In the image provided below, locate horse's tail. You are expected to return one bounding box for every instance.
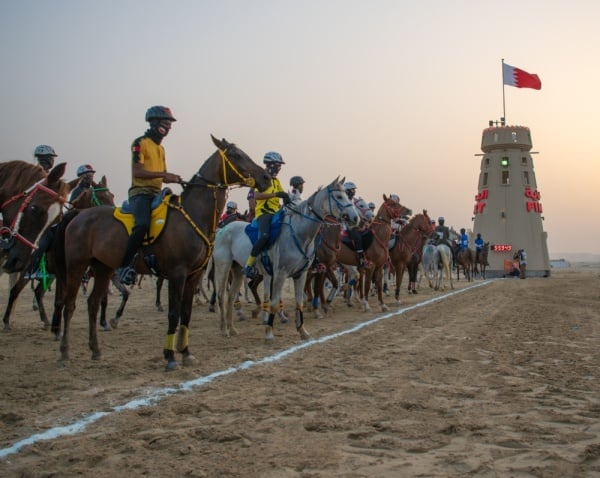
[54,209,80,281]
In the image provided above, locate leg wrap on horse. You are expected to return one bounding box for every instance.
[164,333,176,353]
[176,325,189,353]
[295,307,304,330]
[267,312,276,327]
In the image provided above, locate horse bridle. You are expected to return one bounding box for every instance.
[0,178,67,251]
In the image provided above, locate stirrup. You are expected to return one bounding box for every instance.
[117,267,137,286]
[242,264,259,279]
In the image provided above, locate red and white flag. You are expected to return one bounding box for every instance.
[503,62,542,90]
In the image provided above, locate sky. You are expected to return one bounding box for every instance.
[1,0,598,255]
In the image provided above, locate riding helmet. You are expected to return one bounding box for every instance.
[290,176,305,187]
[145,106,177,122]
[263,151,284,164]
[76,164,96,177]
[34,145,57,157]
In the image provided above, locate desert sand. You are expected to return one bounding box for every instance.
[1,264,600,477]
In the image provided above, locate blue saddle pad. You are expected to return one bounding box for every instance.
[120,188,173,213]
[244,209,285,246]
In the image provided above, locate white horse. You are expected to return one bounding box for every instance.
[213,177,360,341]
[420,242,454,291]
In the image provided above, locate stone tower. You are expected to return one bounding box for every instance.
[472,122,550,277]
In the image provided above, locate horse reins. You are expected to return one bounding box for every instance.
[0,178,67,250]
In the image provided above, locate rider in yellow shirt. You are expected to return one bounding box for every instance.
[242,151,291,278]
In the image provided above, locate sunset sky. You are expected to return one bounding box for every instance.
[1,1,598,255]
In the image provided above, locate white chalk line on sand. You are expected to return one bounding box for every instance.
[0,280,492,459]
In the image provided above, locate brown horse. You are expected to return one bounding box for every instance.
[53,136,271,369]
[456,247,475,281]
[336,195,411,312]
[0,161,69,273]
[473,242,490,279]
[388,211,434,303]
[304,216,342,318]
[2,176,116,332]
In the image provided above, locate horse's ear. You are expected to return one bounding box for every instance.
[48,162,66,182]
[339,176,345,185]
[211,134,225,150]
[100,175,107,187]
[383,193,389,201]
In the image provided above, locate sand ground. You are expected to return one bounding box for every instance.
[1,264,600,477]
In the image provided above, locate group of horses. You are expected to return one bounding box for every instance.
[1,135,489,371]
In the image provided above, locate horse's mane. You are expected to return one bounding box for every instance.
[0,160,46,195]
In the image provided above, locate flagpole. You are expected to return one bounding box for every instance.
[501,58,506,124]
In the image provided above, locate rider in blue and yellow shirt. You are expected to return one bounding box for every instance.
[242,151,291,278]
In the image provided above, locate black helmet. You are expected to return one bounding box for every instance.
[290,176,305,187]
[145,106,177,122]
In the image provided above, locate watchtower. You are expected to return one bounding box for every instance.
[472,121,550,277]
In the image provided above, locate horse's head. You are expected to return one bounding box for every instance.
[71,176,115,209]
[1,162,69,273]
[310,177,360,227]
[205,135,271,192]
[377,194,411,223]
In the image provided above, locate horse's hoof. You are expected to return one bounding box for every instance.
[101,323,111,332]
[3,324,11,332]
[91,352,102,360]
[381,305,389,312]
[299,329,311,340]
[165,360,180,371]
[156,305,164,312]
[109,318,119,330]
[264,328,274,341]
[32,304,38,311]
[182,354,197,366]
[279,316,289,324]
[208,305,215,313]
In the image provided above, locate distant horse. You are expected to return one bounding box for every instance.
[473,242,490,279]
[53,135,271,369]
[388,211,434,302]
[455,247,475,282]
[336,195,411,312]
[2,177,116,332]
[435,243,454,290]
[213,177,359,341]
[0,161,69,273]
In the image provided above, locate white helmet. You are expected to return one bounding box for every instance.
[34,145,57,157]
[343,181,357,191]
[76,164,96,177]
[263,151,284,164]
[226,201,237,209]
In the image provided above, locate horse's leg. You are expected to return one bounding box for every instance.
[316,272,328,317]
[374,266,388,312]
[163,275,186,370]
[293,273,310,340]
[155,276,164,312]
[87,265,112,359]
[250,276,262,318]
[361,269,372,312]
[99,293,109,331]
[214,260,234,337]
[109,274,129,329]
[176,272,202,366]
[325,266,339,305]
[2,275,29,331]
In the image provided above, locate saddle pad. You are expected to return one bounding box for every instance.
[244,209,284,246]
[113,196,170,245]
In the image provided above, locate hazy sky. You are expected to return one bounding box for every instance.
[1,1,598,254]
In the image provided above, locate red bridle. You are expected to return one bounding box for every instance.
[0,178,67,250]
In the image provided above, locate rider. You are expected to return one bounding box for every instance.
[459,228,469,250]
[34,145,58,173]
[69,164,96,203]
[289,176,305,203]
[242,151,291,279]
[218,201,243,228]
[474,232,485,263]
[344,181,371,269]
[435,217,450,244]
[117,105,182,286]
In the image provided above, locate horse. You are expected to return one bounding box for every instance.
[53,135,271,370]
[455,247,475,282]
[435,243,454,290]
[212,177,360,341]
[2,176,117,332]
[0,161,69,273]
[304,216,342,319]
[335,195,411,312]
[388,211,434,303]
[473,242,490,279]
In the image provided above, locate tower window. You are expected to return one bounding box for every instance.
[523,171,530,185]
[484,157,490,166]
[502,171,510,185]
[482,172,488,186]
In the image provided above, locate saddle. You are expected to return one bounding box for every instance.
[113,190,172,245]
[341,228,374,251]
